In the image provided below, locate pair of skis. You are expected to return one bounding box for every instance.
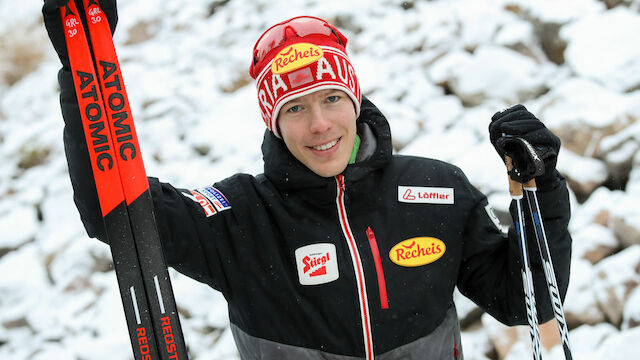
[503,137,572,360]
[60,1,188,359]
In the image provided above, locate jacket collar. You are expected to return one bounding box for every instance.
[261,96,392,192]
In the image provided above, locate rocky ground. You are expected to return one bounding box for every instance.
[1,0,640,359]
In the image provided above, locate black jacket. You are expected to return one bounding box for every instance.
[59,63,571,359]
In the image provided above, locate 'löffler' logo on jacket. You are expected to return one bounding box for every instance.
[398,186,454,204]
[389,237,446,267]
[295,243,339,285]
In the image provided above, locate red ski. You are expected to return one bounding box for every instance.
[61,1,188,359]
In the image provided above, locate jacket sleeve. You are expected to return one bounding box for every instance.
[456,173,572,326]
[147,178,235,294]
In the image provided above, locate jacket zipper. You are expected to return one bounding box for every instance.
[335,175,374,360]
[365,227,389,309]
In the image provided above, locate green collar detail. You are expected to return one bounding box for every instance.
[349,134,361,164]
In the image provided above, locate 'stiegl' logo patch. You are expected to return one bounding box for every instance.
[295,243,339,285]
[389,237,446,267]
[272,43,323,74]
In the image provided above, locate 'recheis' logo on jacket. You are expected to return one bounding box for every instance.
[295,243,339,285]
[389,237,446,267]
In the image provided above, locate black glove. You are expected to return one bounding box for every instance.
[43,0,118,69]
[42,0,118,244]
[489,104,561,189]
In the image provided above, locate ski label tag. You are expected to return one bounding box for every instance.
[398,186,454,204]
[295,243,339,286]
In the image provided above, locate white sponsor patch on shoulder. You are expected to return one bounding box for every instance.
[398,186,454,204]
[295,243,339,286]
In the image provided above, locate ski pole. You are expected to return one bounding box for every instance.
[501,135,573,359]
[523,179,573,360]
[506,156,543,360]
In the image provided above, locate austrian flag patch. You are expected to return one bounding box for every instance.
[196,186,231,212]
[182,186,231,217]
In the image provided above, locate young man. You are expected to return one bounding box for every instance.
[44,2,571,359]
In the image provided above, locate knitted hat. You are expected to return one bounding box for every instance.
[249,16,362,138]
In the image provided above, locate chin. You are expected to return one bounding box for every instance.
[316,164,349,178]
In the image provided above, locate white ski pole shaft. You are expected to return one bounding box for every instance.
[506,157,542,360]
[523,182,573,360]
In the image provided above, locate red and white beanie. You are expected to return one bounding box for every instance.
[249,17,362,138]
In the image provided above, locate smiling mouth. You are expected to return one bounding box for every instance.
[310,137,340,151]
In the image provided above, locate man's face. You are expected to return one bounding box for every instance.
[277,89,357,178]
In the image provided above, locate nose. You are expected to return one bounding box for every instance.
[308,106,331,133]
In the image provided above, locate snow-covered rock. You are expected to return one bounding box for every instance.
[591,246,640,326]
[556,149,608,199]
[561,7,640,92]
[571,223,618,264]
[532,78,633,156]
[564,258,606,327]
[2,0,640,358]
[429,45,551,106]
[563,323,617,360]
[0,205,38,250]
[622,285,640,329]
[592,326,640,360]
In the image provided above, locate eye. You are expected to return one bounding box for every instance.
[287,105,301,113]
[327,95,340,103]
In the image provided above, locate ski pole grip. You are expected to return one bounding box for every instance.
[505,156,523,198]
[523,178,537,190]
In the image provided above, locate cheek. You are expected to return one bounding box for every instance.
[337,100,357,125]
[279,121,303,150]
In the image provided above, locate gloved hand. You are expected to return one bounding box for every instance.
[489,104,561,189]
[43,0,118,69]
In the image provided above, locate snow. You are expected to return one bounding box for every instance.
[432,45,551,105]
[562,322,617,359]
[531,77,633,130]
[570,223,617,262]
[593,326,640,359]
[509,0,605,23]
[563,258,606,326]
[0,205,38,248]
[561,8,640,92]
[2,0,640,359]
[556,149,609,193]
